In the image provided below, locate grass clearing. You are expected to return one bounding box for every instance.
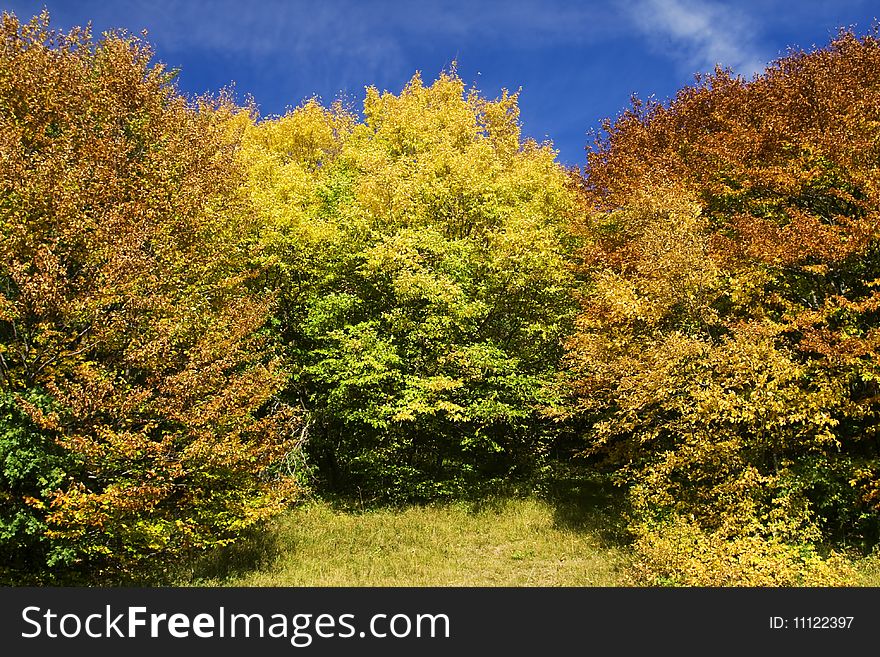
[185,485,633,586]
[180,476,880,587]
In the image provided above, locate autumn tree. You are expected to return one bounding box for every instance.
[0,13,300,583]
[569,29,880,583]
[242,72,579,501]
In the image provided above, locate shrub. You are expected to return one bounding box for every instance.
[628,517,854,587]
[568,29,880,561]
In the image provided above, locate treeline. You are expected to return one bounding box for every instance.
[1,12,879,585]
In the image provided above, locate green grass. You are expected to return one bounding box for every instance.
[184,492,633,587]
[179,474,880,587]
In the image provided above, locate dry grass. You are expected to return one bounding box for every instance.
[852,550,880,586]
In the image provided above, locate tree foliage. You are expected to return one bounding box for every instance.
[242,72,579,501]
[7,7,879,587]
[568,29,880,567]
[0,13,299,583]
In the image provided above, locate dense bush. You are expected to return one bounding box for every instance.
[627,516,854,587]
[0,13,300,583]
[567,29,880,577]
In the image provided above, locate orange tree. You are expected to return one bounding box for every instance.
[568,29,880,579]
[0,13,299,583]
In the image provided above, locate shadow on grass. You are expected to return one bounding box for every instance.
[316,466,634,546]
[180,525,282,585]
[540,470,632,546]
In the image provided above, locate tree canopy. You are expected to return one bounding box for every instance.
[241,71,579,501]
[0,12,300,583]
[567,28,880,584]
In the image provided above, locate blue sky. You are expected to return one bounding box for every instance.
[4,1,878,166]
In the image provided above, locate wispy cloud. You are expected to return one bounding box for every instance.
[626,0,768,76]
[18,1,625,63]
[7,0,633,105]
[4,0,630,99]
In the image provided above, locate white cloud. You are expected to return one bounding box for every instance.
[627,0,768,76]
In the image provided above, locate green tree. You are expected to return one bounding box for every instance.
[243,72,579,501]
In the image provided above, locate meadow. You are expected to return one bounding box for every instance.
[185,482,880,587]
